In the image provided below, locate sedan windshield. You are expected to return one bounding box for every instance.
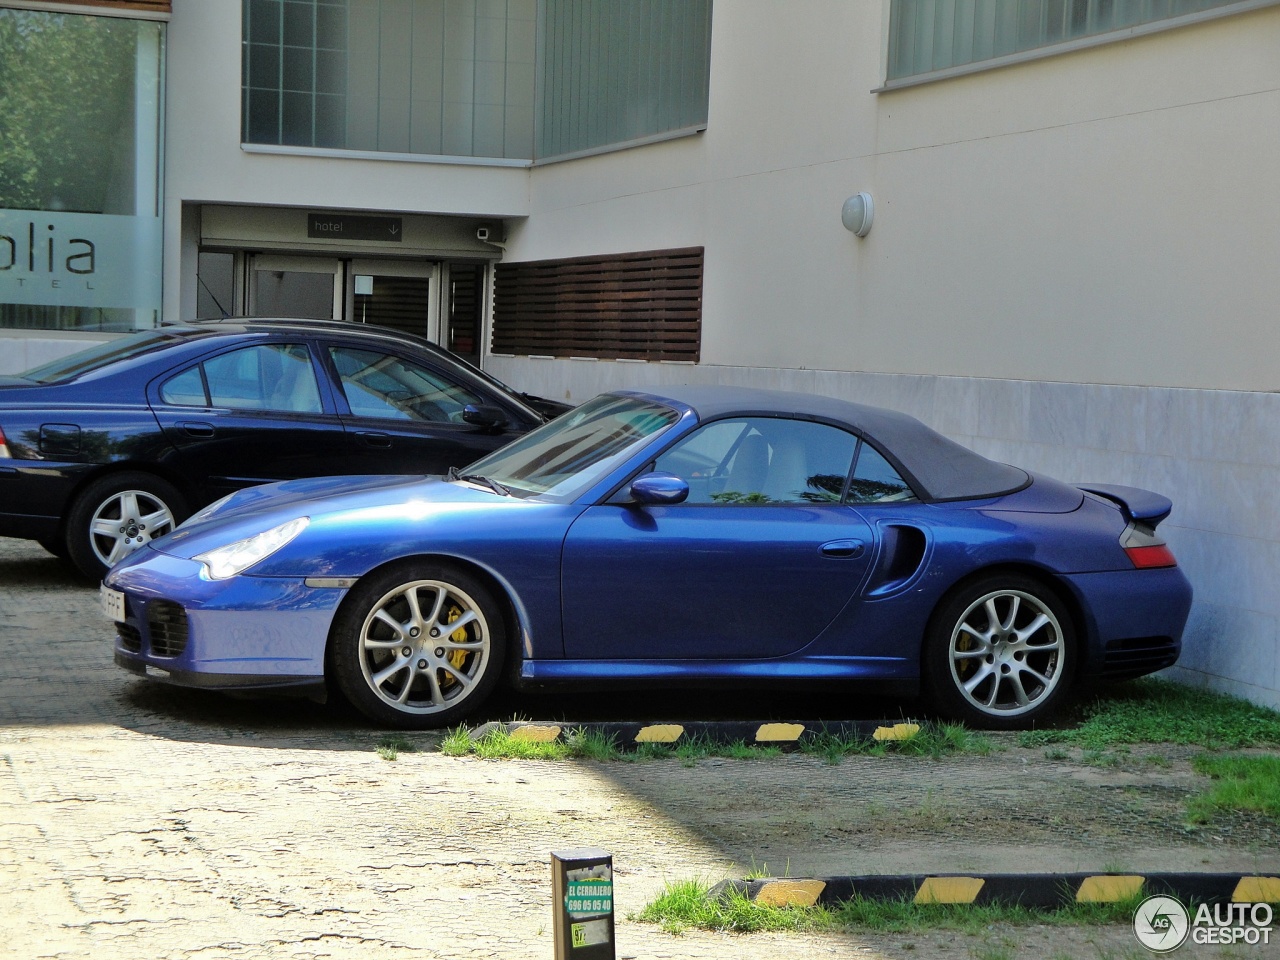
[460,394,679,500]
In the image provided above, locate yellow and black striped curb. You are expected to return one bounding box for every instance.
[709,874,1280,909]
[468,719,922,746]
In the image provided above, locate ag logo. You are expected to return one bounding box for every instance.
[1133,895,1190,952]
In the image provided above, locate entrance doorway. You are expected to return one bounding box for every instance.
[248,255,343,319]
[199,254,486,365]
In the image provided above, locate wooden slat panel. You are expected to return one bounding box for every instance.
[41,0,171,13]
[493,247,702,362]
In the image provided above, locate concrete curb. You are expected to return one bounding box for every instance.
[709,874,1280,909]
[469,719,922,746]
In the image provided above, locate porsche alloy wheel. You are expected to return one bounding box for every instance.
[330,564,506,728]
[65,472,185,582]
[925,575,1075,729]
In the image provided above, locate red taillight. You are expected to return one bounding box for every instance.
[0,424,8,457]
[1125,544,1177,569]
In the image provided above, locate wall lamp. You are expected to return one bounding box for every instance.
[841,192,874,237]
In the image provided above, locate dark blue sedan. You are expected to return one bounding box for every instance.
[103,386,1193,729]
[0,318,564,580]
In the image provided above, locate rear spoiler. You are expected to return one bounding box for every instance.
[1076,483,1172,527]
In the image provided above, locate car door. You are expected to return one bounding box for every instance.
[322,341,518,475]
[561,417,876,660]
[149,340,354,501]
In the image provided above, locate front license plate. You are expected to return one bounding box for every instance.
[100,585,126,622]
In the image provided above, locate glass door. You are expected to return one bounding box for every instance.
[347,259,438,340]
[248,255,344,319]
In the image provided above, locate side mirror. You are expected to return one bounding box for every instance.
[629,472,689,506]
[462,403,508,430]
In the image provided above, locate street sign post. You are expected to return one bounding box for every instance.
[551,849,615,960]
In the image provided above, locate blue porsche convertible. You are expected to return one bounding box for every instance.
[103,386,1192,730]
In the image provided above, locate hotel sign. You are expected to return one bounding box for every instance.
[0,209,162,310]
[306,213,403,242]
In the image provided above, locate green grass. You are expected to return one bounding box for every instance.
[636,878,1142,936]
[1017,679,1280,751]
[1187,753,1280,823]
[375,735,416,761]
[436,720,992,762]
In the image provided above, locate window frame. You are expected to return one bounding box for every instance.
[322,342,489,426]
[878,0,1280,92]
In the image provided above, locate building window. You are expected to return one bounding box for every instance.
[536,0,712,161]
[887,0,1270,83]
[243,0,538,157]
[0,8,165,331]
[241,0,712,162]
[491,248,703,362]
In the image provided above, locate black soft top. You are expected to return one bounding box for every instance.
[623,385,1029,502]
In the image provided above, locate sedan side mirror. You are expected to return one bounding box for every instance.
[629,472,689,505]
[462,403,508,430]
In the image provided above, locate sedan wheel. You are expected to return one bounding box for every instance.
[329,564,506,728]
[65,472,185,581]
[924,575,1074,729]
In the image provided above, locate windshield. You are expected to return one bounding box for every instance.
[20,330,187,384]
[461,394,679,501]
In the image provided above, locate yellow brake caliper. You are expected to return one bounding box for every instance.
[955,631,975,679]
[439,603,470,687]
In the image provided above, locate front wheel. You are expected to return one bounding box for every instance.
[328,563,506,729]
[64,472,186,581]
[923,575,1075,730]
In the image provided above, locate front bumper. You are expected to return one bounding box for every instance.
[105,546,347,690]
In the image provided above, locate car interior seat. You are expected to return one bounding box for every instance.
[723,433,770,498]
[761,433,808,502]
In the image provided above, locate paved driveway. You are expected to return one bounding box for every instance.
[0,539,1270,959]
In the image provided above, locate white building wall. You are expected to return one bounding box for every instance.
[487,1,1280,708]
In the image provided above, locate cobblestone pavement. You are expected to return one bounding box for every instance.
[1,539,1273,959]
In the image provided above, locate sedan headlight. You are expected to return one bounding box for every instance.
[195,517,309,580]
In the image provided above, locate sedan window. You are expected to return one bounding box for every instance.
[160,344,322,413]
[655,418,858,505]
[329,346,483,423]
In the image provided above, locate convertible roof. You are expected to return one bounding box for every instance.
[621,385,1028,502]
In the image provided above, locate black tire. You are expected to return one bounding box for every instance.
[922,574,1075,730]
[328,562,506,729]
[38,537,69,560]
[64,472,187,582]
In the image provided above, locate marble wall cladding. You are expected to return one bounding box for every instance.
[489,356,1280,708]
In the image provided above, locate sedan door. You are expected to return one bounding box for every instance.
[561,417,876,660]
[149,341,354,501]
[322,342,521,475]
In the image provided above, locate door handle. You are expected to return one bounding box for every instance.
[357,431,391,448]
[821,539,864,558]
[177,421,215,438]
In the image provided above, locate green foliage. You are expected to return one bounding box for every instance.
[1187,753,1280,823]
[0,11,148,211]
[1017,679,1280,750]
[375,735,416,761]
[799,722,992,762]
[436,720,994,762]
[636,878,1141,935]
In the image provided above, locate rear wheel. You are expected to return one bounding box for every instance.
[328,562,506,729]
[923,574,1075,730]
[64,472,186,581]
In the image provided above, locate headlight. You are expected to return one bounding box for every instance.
[195,517,309,580]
